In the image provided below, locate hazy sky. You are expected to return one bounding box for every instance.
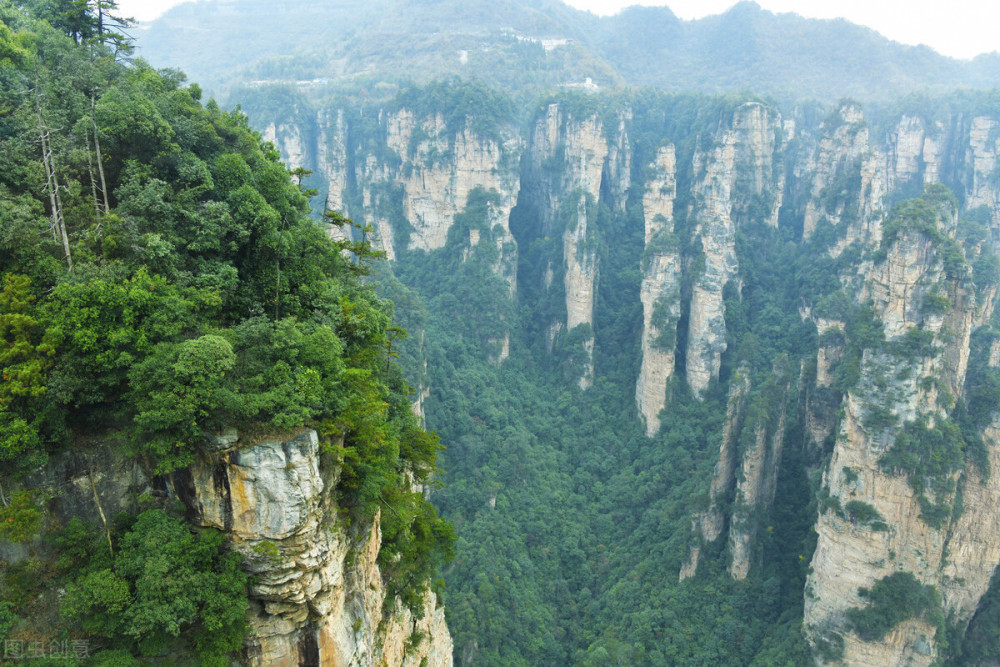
[119,0,998,60]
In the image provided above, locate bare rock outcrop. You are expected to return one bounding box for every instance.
[528,103,631,389]
[680,371,751,580]
[685,103,782,395]
[180,430,452,667]
[636,144,680,434]
[801,103,886,254]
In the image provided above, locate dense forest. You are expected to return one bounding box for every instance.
[0,2,452,664]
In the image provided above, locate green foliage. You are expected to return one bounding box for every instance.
[974,249,1000,289]
[391,78,516,145]
[0,274,54,477]
[128,334,236,472]
[364,85,825,665]
[251,540,281,563]
[921,292,952,315]
[0,490,41,543]
[958,329,1000,477]
[889,327,938,359]
[878,186,968,281]
[15,14,998,661]
[0,600,16,642]
[650,292,679,351]
[847,572,942,641]
[880,416,965,497]
[950,567,1000,664]
[830,302,884,392]
[59,509,249,661]
[917,495,952,530]
[843,500,888,531]
[819,158,862,223]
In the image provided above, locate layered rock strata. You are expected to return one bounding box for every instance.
[804,212,988,664]
[685,103,783,395]
[179,430,452,667]
[636,144,680,434]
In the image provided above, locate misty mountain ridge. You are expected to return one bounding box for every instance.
[135,0,1000,103]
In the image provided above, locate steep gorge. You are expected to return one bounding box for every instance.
[248,86,1000,664]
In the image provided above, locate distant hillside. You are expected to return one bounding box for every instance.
[135,0,1000,103]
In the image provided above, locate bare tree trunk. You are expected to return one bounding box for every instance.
[88,468,114,556]
[35,74,72,270]
[91,93,110,214]
[84,128,102,230]
[37,114,58,243]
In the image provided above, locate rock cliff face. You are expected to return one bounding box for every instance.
[680,372,750,581]
[382,111,521,257]
[636,144,680,434]
[685,103,783,395]
[525,103,630,388]
[266,108,521,280]
[886,115,943,192]
[801,103,886,252]
[728,371,790,580]
[789,105,1000,664]
[176,430,452,667]
[967,115,1000,211]
[803,210,988,663]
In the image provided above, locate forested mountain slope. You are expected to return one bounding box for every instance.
[0,3,453,665]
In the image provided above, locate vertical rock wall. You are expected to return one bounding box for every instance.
[636,144,680,434]
[680,371,750,580]
[728,374,790,580]
[801,102,886,253]
[258,95,1000,664]
[804,210,985,664]
[685,103,782,395]
[527,103,630,389]
[180,430,453,667]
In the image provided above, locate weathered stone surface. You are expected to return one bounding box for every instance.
[527,103,630,389]
[386,112,522,256]
[184,430,452,667]
[636,144,680,435]
[805,219,985,664]
[686,103,782,395]
[0,443,152,565]
[729,379,789,580]
[967,116,1000,211]
[802,103,886,254]
[680,372,750,580]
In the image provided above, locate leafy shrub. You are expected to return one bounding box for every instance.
[844,500,888,531]
[0,490,40,543]
[921,293,951,315]
[60,510,249,661]
[847,572,941,641]
[880,416,965,496]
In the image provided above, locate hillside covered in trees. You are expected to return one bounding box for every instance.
[0,2,453,664]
